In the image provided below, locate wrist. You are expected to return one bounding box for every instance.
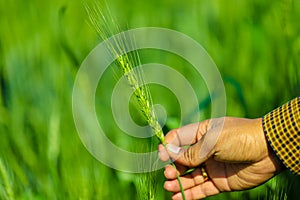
[262,97,300,175]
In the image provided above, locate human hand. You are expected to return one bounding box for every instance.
[158,117,284,200]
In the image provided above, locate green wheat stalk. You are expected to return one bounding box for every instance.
[85,2,186,200]
[85,3,164,143]
[135,138,160,200]
[0,158,14,200]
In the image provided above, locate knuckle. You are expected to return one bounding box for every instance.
[183,147,198,166]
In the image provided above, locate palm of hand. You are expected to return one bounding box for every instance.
[166,154,281,200]
[205,154,280,192]
[162,118,284,200]
[203,118,283,191]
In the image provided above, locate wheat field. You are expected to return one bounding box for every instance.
[0,0,299,199]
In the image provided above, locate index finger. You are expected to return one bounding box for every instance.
[165,120,209,147]
[158,120,210,162]
[158,123,199,162]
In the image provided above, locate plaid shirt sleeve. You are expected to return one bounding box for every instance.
[262,97,300,175]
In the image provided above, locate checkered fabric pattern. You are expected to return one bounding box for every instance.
[262,97,300,175]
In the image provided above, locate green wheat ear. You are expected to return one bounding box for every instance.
[85,2,165,145]
[85,2,185,200]
[117,56,165,144]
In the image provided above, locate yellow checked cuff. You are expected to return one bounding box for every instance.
[262,97,300,175]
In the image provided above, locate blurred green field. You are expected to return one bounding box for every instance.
[0,0,300,199]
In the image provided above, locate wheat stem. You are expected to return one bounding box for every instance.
[172,163,186,200]
[0,159,14,200]
[85,2,185,199]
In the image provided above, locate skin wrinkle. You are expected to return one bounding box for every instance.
[164,166,211,193]
[162,117,285,199]
[227,164,247,190]
[235,172,247,190]
[207,159,231,192]
[199,118,224,161]
[230,159,272,190]
[214,118,268,163]
[238,167,263,189]
[193,169,201,188]
[184,145,197,166]
[223,162,230,191]
[202,181,219,198]
[240,170,255,189]
[195,120,208,141]
[187,185,201,200]
[240,133,251,162]
[239,126,251,161]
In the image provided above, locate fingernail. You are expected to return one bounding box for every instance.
[167,144,181,154]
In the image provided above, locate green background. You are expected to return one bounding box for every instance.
[0,0,299,199]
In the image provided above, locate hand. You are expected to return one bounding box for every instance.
[158,117,284,200]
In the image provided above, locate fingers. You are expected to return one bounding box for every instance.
[167,142,206,167]
[159,136,208,166]
[171,181,220,200]
[164,122,208,146]
[162,118,224,167]
[159,121,210,162]
[164,164,188,179]
[164,161,220,200]
[158,143,169,161]
[164,168,206,192]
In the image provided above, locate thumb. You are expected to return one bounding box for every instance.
[166,118,223,167]
[166,142,210,167]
